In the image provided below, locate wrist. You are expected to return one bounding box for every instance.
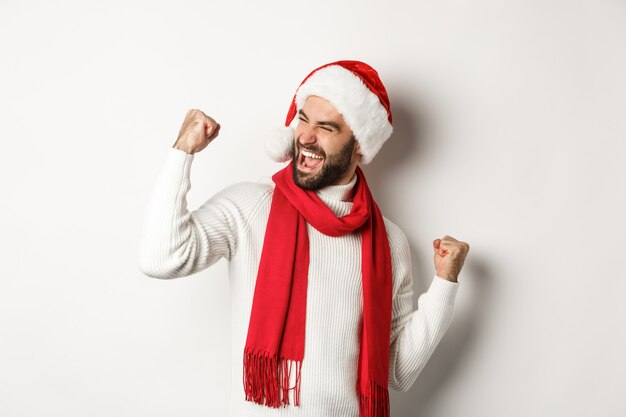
[437,273,458,283]
[172,143,195,154]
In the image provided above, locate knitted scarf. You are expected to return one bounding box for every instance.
[243,162,392,417]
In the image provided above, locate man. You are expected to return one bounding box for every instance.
[138,60,470,417]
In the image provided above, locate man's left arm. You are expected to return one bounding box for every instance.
[386,224,469,392]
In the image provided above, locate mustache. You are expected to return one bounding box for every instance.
[296,141,326,158]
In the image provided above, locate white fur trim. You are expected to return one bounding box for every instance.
[294,65,393,164]
[265,126,294,162]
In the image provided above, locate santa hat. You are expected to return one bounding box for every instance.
[266,60,393,165]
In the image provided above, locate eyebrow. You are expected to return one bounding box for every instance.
[298,109,342,131]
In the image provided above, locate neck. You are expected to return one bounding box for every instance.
[317,173,358,203]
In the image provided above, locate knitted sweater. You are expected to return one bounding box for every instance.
[137,147,460,417]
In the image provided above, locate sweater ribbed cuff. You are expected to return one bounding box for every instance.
[429,274,460,307]
[163,147,194,183]
[169,146,195,160]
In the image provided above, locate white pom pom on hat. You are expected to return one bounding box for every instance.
[264,126,295,163]
[265,60,393,165]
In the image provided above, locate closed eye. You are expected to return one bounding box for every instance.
[298,114,337,133]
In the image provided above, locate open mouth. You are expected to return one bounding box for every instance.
[297,148,325,173]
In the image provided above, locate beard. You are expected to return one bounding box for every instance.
[292,135,356,190]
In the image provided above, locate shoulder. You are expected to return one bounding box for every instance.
[204,180,274,206]
[195,180,275,227]
[217,180,274,199]
[383,216,410,257]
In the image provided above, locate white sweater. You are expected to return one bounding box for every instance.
[138,147,460,417]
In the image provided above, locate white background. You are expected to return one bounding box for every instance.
[1,1,625,416]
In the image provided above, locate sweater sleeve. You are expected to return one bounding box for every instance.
[137,147,272,279]
[385,223,460,392]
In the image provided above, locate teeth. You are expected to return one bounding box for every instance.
[302,150,324,159]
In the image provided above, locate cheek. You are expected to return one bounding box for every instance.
[322,143,338,156]
[327,135,352,155]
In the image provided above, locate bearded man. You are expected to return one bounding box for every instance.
[138,60,470,417]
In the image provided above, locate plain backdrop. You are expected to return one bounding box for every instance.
[1,1,625,416]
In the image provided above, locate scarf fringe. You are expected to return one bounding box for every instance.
[243,348,302,408]
[358,379,390,417]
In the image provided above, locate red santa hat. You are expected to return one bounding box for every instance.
[266,60,393,165]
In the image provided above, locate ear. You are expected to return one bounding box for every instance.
[354,141,363,156]
[352,140,363,164]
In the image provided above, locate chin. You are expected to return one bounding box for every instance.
[294,173,322,190]
[293,166,325,190]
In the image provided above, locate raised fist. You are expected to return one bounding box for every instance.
[173,109,220,154]
[433,235,470,282]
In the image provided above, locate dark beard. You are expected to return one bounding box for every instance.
[292,136,356,190]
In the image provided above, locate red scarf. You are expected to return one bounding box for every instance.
[243,162,392,417]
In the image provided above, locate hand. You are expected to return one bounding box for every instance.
[173,109,221,154]
[433,235,470,282]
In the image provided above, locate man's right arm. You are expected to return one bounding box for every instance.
[137,109,233,279]
[137,146,232,278]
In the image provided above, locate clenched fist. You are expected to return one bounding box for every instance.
[433,235,470,282]
[173,109,221,154]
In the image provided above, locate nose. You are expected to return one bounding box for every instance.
[298,123,318,146]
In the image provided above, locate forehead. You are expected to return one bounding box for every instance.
[301,95,346,124]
